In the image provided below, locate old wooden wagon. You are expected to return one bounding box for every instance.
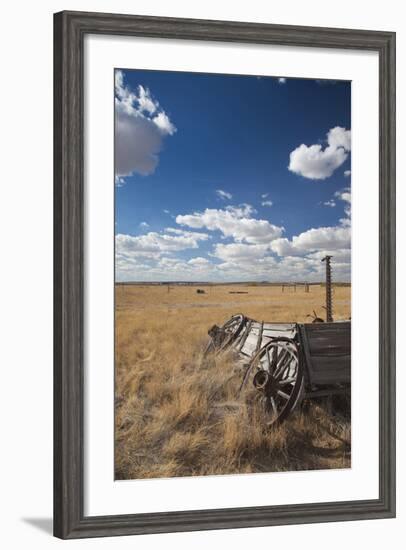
[205,314,350,424]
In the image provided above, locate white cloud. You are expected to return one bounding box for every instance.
[115,176,126,187]
[294,226,350,250]
[288,126,351,180]
[115,70,176,178]
[334,188,351,226]
[115,236,351,282]
[271,225,350,257]
[116,252,217,282]
[307,249,351,263]
[335,189,351,204]
[176,205,283,244]
[216,189,233,201]
[137,85,157,115]
[327,126,351,151]
[214,252,349,283]
[213,242,270,262]
[115,229,209,260]
[262,200,273,207]
[270,238,296,257]
[271,189,351,256]
[323,200,336,207]
[278,78,287,84]
[344,170,351,177]
[261,193,269,199]
[225,204,256,217]
[139,222,149,228]
[153,111,176,135]
[115,109,162,176]
[188,257,211,267]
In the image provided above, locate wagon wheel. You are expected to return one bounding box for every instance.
[239,338,304,425]
[203,314,246,356]
[217,314,246,352]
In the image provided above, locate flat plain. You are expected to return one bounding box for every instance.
[115,283,351,480]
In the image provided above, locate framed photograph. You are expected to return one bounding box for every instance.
[54,10,396,539]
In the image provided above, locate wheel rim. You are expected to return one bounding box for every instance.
[218,314,246,351]
[240,338,304,424]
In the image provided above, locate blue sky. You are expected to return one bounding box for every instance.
[115,69,351,282]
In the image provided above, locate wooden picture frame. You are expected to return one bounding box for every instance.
[54,10,396,539]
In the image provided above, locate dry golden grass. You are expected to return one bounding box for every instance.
[115,283,351,480]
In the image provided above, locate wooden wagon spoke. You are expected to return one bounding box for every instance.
[277,389,291,400]
[270,396,278,416]
[278,360,296,382]
[270,346,279,373]
[274,349,294,379]
[273,353,289,378]
[212,313,246,353]
[280,367,292,381]
[266,347,272,370]
[279,377,296,386]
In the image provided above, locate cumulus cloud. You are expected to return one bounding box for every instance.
[115,70,176,178]
[334,188,351,226]
[288,126,351,180]
[271,225,350,257]
[335,189,351,204]
[262,200,273,207]
[307,248,351,263]
[214,252,349,283]
[213,242,270,262]
[293,226,350,250]
[328,126,351,151]
[176,204,283,244]
[116,237,350,283]
[188,257,211,267]
[139,222,149,228]
[216,189,232,200]
[270,238,296,257]
[323,200,336,207]
[344,170,351,177]
[153,112,176,135]
[115,229,209,260]
[116,188,351,282]
[278,78,287,84]
[116,249,219,282]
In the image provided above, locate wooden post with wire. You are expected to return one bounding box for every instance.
[321,255,333,322]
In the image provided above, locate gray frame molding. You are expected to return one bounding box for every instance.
[54,10,396,539]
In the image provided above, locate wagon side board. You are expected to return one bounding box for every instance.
[298,322,351,386]
[233,321,297,358]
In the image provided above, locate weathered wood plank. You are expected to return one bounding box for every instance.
[298,322,351,385]
[237,320,253,351]
[255,321,264,353]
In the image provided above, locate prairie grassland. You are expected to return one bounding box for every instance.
[115,283,351,480]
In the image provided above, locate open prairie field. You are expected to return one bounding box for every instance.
[115,283,351,480]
